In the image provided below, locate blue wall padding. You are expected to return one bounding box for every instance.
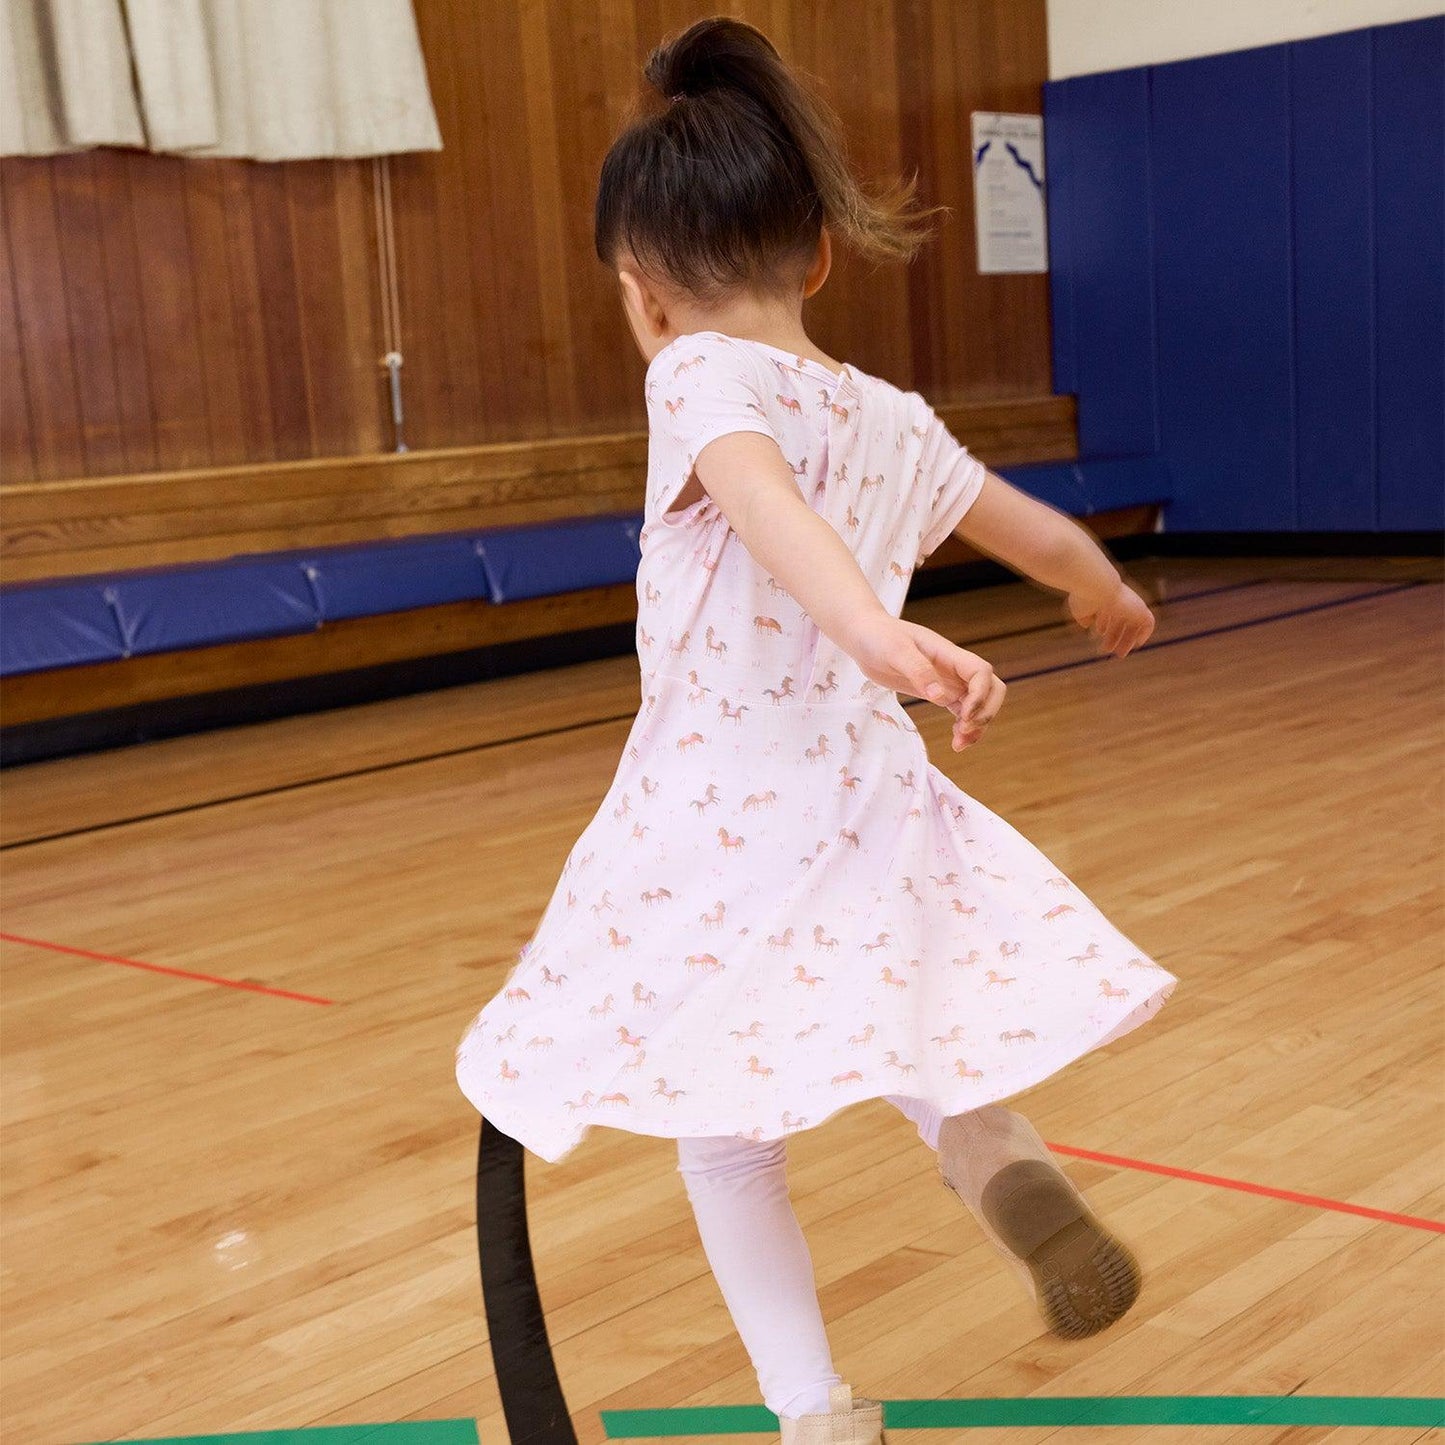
[1150,44,1296,531]
[1068,68,1158,458]
[1373,18,1445,530]
[1292,30,1376,531]
[474,513,643,603]
[1043,79,1077,396]
[0,578,127,675]
[1043,17,1444,532]
[1001,460,1170,517]
[106,558,320,656]
[1000,463,1091,514]
[1076,457,1173,514]
[296,533,492,622]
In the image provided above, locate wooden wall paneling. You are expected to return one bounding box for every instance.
[550,0,640,434]
[0,182,35,482]
[470,0,556,440]
[331,160,388,457]
[50,154,129,476]
[124,152,214,469]
[596,0,644,165]
[437,0,503,443]
[592,0,650,432]
[517,0,580,434]
[781,5,882,383]
[958,0,1053,395]
[892,0,945,394]
[285,161,366,458]
[246,162,317,461]
[94,152,161,474]
[408,4,484,447]
[386,5,441,447]
[286,162,339,455]
[3,159,84,480]
[215,162,279,463]
[928,0,973,395]
[0,1,1063,496]
[386,148,450,450]
[182,158,251,467]
[791,1,913,390]
[847,0,915,389]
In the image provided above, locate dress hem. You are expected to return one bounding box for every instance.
[459,977,1176,1166]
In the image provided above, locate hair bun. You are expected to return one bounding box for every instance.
[643,15,782,103]
[598,15,939,294]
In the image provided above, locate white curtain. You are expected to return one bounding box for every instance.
[1,0,145,156]
[0,0,442,159]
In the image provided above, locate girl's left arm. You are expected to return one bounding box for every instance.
[693,431,1002,739]
[951,471,1156,656]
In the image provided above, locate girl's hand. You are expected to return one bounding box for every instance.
[848,614,1006,750]
[1066,579,1156,657]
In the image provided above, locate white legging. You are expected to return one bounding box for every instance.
[676,1094,951,1420]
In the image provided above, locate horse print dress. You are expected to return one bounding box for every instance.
[455,330,1176,1164]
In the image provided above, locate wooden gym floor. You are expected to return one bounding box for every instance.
[2,554,1441,1445]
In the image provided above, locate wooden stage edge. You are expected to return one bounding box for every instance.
[0,396,1077,582]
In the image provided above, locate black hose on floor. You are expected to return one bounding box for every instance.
[476,1116,578,1444]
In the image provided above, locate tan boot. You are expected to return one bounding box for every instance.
[777,1381,887,1445]
[936,1106,1140,1339]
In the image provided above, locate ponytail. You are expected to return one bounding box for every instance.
[596,17,940,298]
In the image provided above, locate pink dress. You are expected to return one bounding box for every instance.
[455,330,1176,1164]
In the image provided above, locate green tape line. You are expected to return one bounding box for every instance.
[87,1422,480,1445]
[600,1395,1445,1434]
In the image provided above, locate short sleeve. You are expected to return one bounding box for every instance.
[645,334,782,515]
[915,404,987,559]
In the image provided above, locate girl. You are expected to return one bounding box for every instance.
[455,17,1176,1442]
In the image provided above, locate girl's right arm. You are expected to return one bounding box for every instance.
[950,471,1156,657]
[693,429,1007,750]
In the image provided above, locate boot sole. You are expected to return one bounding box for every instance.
[978,1160,1141,1339]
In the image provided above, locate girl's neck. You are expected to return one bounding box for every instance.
[669,294,840,374]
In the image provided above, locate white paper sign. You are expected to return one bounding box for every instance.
[971,113,1048,274]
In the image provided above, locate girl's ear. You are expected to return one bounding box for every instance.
[802,228,832,299]
[618,267,669,340]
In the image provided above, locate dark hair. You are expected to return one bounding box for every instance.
[595,16,939,300]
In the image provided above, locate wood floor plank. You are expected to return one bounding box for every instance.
[0,558,1439,1444]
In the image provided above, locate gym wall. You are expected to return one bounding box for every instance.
[0,1,1057,496]
[1046,0,1444,79]
[1044,15,1444,532]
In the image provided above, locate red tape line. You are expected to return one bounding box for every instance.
[1049,1141,1444,1234]
[0,930,333,1006]
[2,931,1436,1229]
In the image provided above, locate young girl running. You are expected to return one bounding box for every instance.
[456,17,1176,1441]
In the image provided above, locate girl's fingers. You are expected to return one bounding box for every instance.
[960,666,990,723]
[981,675,1006,723]
[953,675,1003,741]
[903,641,941,701]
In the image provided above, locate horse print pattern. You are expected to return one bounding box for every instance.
[455,332,1176,1163]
